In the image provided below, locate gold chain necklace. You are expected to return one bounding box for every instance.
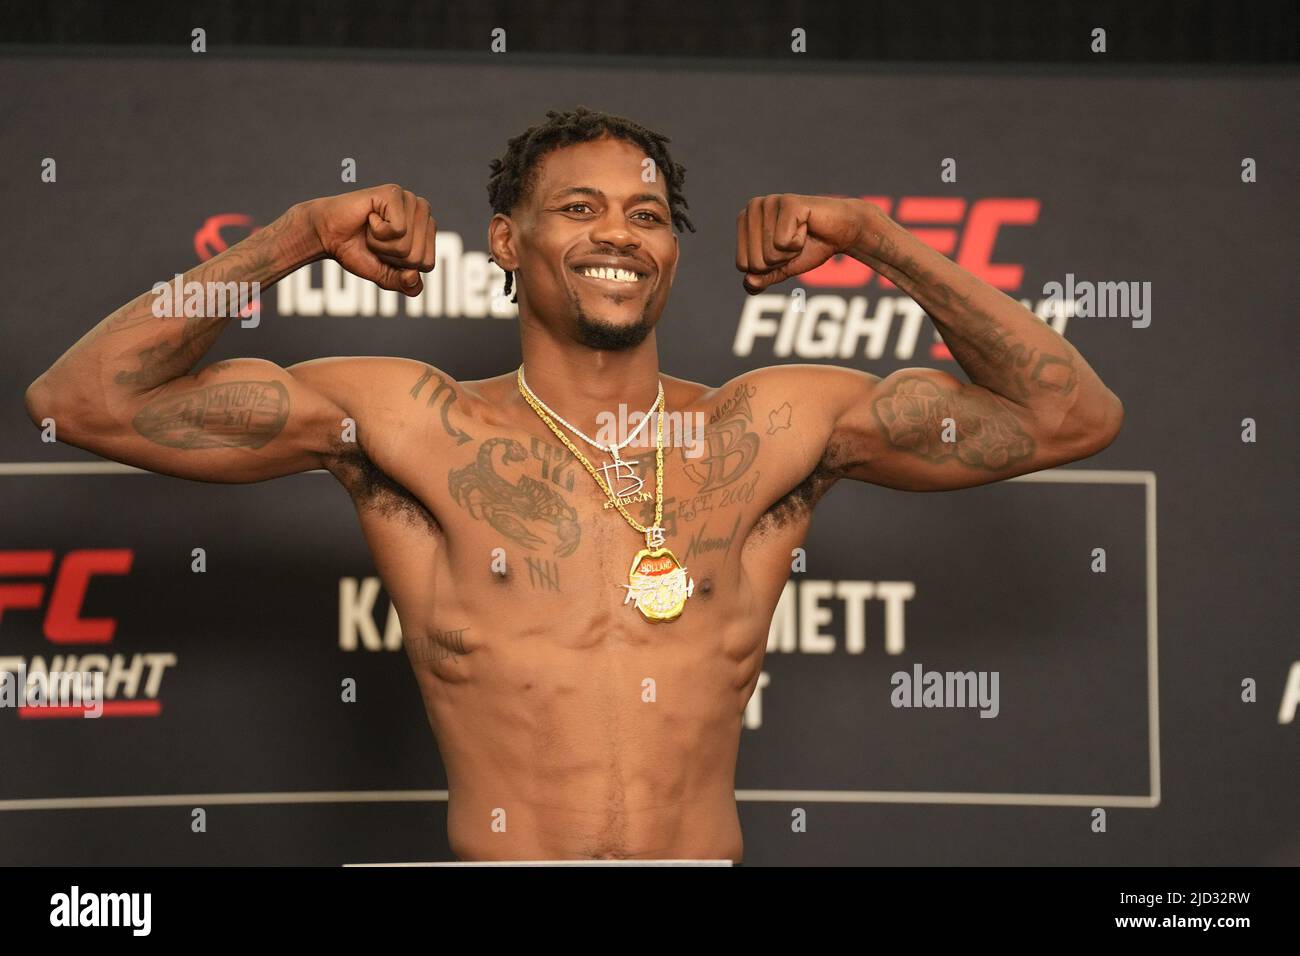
[515,366,694,622]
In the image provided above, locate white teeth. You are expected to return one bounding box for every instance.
[579,266,641,283]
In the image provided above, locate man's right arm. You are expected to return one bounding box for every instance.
[24,185,437,483]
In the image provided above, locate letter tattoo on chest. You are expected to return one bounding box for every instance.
[686,383,760,493]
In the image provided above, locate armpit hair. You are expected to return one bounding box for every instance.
[328,447,441,535]
[751,440,850,535]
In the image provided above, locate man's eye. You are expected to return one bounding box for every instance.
[561,204,661,222]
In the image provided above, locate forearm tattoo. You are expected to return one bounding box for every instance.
[108,215,291,390]
[867,231,1079,404]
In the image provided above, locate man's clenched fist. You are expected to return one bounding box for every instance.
[304,184,437,296]
[735,194,871,294]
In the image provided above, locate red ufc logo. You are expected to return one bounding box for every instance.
[195,213,261,320]
[803,196,1041,291]
[194,213,255,261]
[0,549,133,642]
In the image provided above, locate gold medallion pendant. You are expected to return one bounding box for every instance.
[623,547,695,622]
[517,365,694,622]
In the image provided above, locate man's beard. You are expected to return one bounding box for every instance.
[573,298,655,351]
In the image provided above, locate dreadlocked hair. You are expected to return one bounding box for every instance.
[486,106,695,303]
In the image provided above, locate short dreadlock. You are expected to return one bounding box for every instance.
[486,106,695,303]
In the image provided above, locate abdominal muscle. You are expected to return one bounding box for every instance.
[444,782,745,863]
[403,592,759,864]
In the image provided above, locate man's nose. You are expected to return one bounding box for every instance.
[588,210,640,248]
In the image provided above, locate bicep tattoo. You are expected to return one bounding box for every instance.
[132,380,290,449]
[871,375,1035,471]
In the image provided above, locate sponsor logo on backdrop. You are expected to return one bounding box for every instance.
[276,230,513,319]
[194,213,263,325]
[194,214,514,320]
[0,549,175,719]
[733,196,1075,362]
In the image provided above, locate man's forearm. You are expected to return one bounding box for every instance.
[847,204,1121,427]
[30,202,324,418]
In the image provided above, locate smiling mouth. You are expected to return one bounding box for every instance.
[571,265,649,288]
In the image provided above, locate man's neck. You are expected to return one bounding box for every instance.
[517,330,663,436]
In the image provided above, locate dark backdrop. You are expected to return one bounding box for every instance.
[3,0,1297,63]
[0,4,1296,866]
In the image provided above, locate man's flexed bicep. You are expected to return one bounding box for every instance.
[822,365,1121,492]
[734,194,1124,491]
[24,184,438,483]
[27,357,352,483]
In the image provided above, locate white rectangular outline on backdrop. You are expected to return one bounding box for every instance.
[0,464,1158,811]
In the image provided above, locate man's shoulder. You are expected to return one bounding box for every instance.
[283,356,483,466]
[285,355,496,417]
[691,364,882,416]
[287,355,451,390]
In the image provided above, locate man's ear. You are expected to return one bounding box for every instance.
[488,213,518,271]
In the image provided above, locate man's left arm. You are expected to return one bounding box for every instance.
[736,194,1124,491]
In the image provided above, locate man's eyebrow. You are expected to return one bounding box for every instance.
[549,186,669,210]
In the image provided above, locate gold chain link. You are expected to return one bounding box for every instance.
[515,366,664,535]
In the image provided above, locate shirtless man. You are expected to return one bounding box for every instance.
[25,108,1122,863]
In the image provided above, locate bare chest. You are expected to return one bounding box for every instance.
[427,430,762,626]
[341,448,784,662]
[334,378,835,673]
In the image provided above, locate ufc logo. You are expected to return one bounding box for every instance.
[194,213,255,261]
[803,196,1041,291]
[0,549,133,642]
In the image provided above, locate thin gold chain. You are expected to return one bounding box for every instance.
[518,364,661,458]
[515,366,663,535]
